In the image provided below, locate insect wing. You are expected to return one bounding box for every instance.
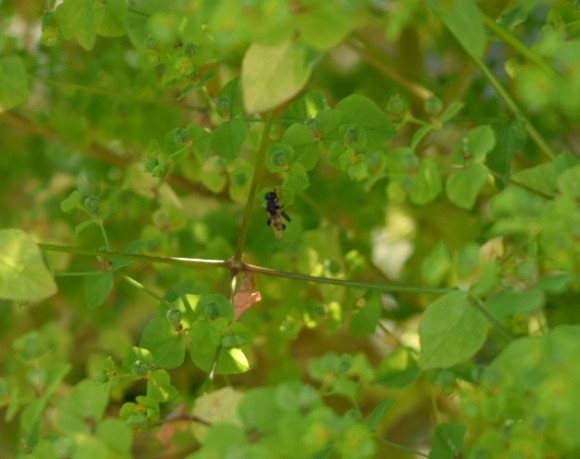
[271,225,285,240]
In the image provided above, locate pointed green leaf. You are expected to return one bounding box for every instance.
[242,39,318,113]
[0,56,30,110]
[55,379,109,434]
[465,125,496,161]
[296,4,354,50]
[557,164,580,198]
[286,162,310,192]
[140,317,186,369]
[63,0,97,50]
[84,272,113,309]
[96,419,132,454]
[210,118,247,160]
[409,158,442,205]
[375,348,420,389]
[425,0,485,58]
[440,101,464,122]
[147,369,179,402]
[60,190,84,213]
[335,95,396,147]
[0,229,57,302]
[429,422,466,459]
[281,123,320,171]
[419,291,487,369]
[486,117,527,187]
[446,162,488,209]
[349,300,381,335]
[266,142,295,173]
[486,288,545,319]
[366,398,394,431]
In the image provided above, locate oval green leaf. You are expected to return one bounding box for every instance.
[0,229,57,302]
[242,39,318,113]
[446,162,488,209]
[0,56,30,111]
[419,291,487,370]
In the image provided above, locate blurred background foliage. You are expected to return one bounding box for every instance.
[1,0,580,458]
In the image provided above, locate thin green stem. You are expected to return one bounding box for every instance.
[481,13,560,78]
[39,243,450,296]
[469,294,513,341]
[242,262,451,295]
[54,271,106,277]
[119,273,173,307]
[347,36,434,102]
[39,242,229,268]
[233,112,274,263]
[471,56,556,160]
[98,222,110,250]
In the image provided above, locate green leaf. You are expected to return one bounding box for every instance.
[0,229,57,302]
[349,300,381,335]
[84,272,113,310]
[95,0,126,37]
[196,293,234,321]
[96,419,132,454]
[242,39,318,113]
[335,95,397,147]
[446,162,488,209]
[147,369,178,403]
[366,398,394,431]
[266,142,295,173]
[486,116,527,187]
[0,56,30,110]
[425,0,485,58]
[238,387,279,433]
[285,162,310,192]
[557,164,580,198]
[281,123,320,171]
[210,118,247,160]
[409,159,442,205]
[439,101,464,122]
[63,0,97,50]
[464,125,496,161]
[296,4,354,50]
[200,156,227,193]
[218,77,244,119]
[429,422,466,459]
[486,288,545,319]
[139,317,186,369]
[55,379,109,434]
[421,241,451,287]
[187,123,211,160]
[419,291,488,370]
[375,348,420,389]
[512,162,557,197]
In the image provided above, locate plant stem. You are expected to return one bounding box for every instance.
[39,242,230,267]
[120,273,172,307]
[481,13,560,78]
[347,36,434,102]
[39,243,450,295]
[469,294,513,341]
[470,55,556,160]
[242,262,451,295]
[233,112,274,263]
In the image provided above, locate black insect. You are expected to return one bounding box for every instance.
[265,190,291,239]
